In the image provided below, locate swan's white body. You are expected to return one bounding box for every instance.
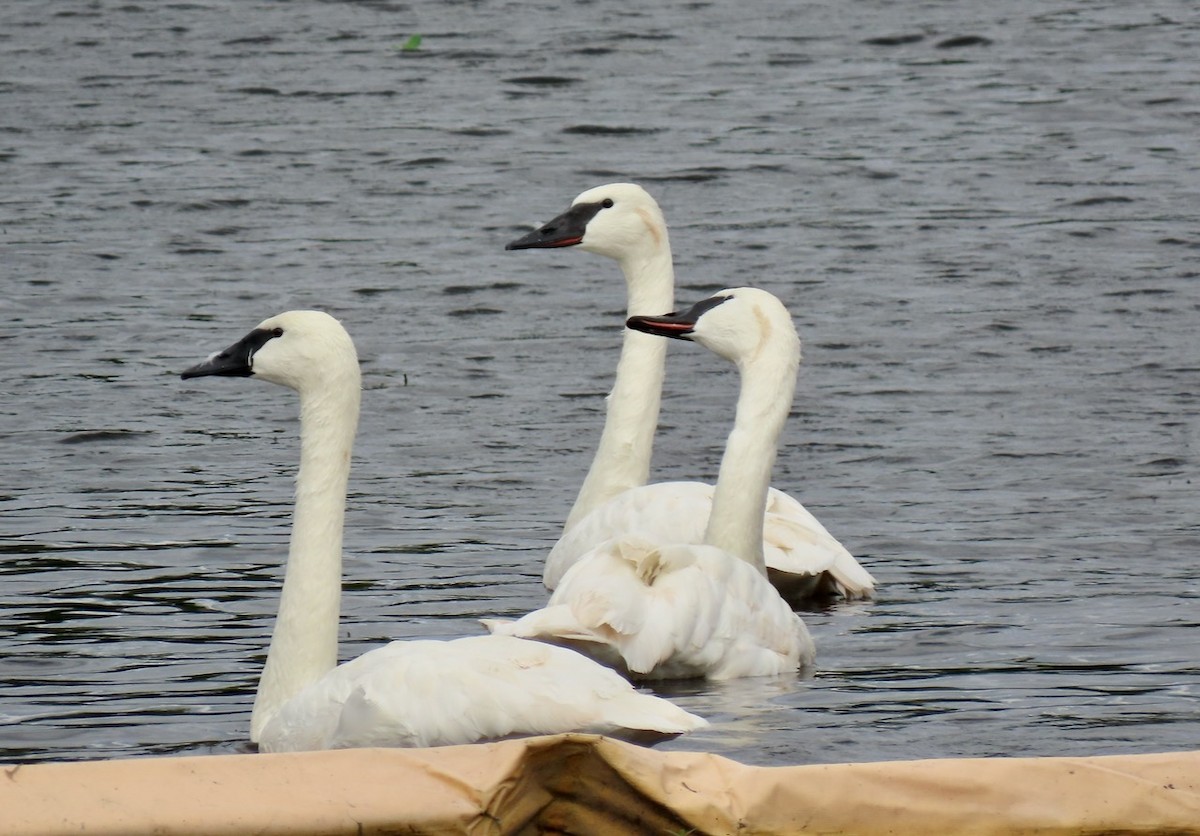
[258,634,703,751]
[509,183,874,603]
[487,289,816,679]
[547,484,876,603]
[182,311,705,752]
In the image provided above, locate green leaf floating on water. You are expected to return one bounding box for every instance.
[400,34,423,52]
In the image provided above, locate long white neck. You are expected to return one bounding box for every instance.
[563,245,675,531]
[250,375,360,742]
[703,339,799,574]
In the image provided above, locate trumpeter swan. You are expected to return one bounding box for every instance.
[486,289,815,679]
[180,310,706,752]
[508,183,875,604]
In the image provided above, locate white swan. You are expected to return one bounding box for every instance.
[180,310,706,752]
[486,288,816,679]
[508,183,875,604]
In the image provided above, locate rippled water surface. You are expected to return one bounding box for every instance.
[2,0,1198,766]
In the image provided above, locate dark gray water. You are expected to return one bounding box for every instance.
[2,0,1197,766]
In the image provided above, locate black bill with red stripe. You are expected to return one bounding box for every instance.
[506,201,607,250]
[625,294,732,340]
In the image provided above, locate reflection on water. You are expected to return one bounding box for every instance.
[2,0,1198,765]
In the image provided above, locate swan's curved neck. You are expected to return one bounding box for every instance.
[563,245,675,531]
[250,375,360,742]
[703,341,799,573]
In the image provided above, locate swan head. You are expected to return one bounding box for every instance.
[180,310,359,394]
[506,183,668,262]
[625,287,799,366]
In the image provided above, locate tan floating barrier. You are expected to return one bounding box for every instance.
[2,734,1198,835]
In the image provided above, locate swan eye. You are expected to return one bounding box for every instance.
[601,198,614,208]
[271,327,284,338]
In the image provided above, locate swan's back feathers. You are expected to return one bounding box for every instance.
[492,535,813,680]
[547,482,876,603]
[259,635,706,752]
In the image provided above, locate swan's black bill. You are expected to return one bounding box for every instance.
[626,295,733,340]
[181,327,278,379]
[506,201,606,250]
